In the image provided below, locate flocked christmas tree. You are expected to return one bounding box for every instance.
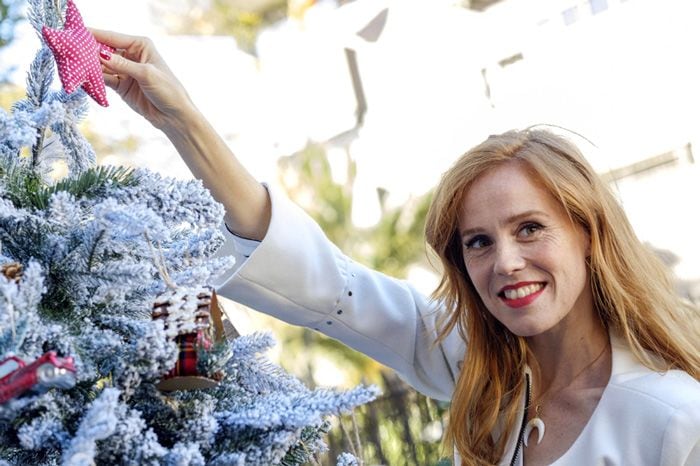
[0,1,377,464]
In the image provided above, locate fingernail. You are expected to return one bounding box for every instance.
[99,49,112,60]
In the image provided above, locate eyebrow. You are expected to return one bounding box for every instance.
[460,210,548,238]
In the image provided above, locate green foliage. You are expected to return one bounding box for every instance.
[0,0,25,83]
[197,339,233,376]
[0,162,44,207]
[0,164,139,320]
[367,188,434,278]
[435,458,453,466]
[1,163,138,210]
[278,143,354,249]
[278,143,433,278]
[277,142,449,465]
[280,421,331,466]
[1,0,24,49]
[36,164,137,208]
[151,0,287,54]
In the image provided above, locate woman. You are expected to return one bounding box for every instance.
[425,133,700,464]
[95,30,700,465]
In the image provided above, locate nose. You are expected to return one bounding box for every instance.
[493,240,526,276]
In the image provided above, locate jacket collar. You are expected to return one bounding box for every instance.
[497,332,644,465]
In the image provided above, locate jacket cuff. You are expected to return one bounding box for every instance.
[223,222,261,259]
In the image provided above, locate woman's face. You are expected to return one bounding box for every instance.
[457,162,593,337]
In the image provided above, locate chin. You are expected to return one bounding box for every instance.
[508,327,542,338]
[501,319,551,338]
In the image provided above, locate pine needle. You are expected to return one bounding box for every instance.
[30,165,138,210]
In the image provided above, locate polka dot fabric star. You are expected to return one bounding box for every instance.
[42,0,114,107]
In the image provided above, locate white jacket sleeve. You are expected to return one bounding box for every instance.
[214,186,465,401]
[661,399,700,465]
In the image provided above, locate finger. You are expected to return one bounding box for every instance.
[100,59,120,76]
[89,28,141,50]
[103,73,120,90]
[99,51,147,83]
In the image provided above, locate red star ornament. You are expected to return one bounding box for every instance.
[42,0,114,107]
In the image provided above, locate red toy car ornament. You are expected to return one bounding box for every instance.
[0,351,77,404]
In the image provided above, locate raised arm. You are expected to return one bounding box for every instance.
[92,29,270,240]
[92,30,464,400]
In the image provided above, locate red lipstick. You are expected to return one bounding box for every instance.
[499,282,545,309]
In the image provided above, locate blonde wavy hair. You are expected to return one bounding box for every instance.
[424,128,700,465]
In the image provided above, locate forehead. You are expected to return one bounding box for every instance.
[459,163,561,227]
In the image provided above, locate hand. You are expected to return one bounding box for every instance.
[92,29,194,130]
[93,30,271,239]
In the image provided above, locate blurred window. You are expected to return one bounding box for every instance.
[562,6,579,25]
[589,0,608,15]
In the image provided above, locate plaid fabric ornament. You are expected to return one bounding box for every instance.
[167,334,200,377]
[153,286,238,391]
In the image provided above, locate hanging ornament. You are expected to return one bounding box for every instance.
[41,0,114,106]
[146,232,239,391]
[1,261,24,346]
[152,286,239,391]
[0,351,77,404]
[1,262,23,282]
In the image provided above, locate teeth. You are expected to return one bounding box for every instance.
[503,283,543,300]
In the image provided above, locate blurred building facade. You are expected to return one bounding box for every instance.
[470,0,700,299]
[4,0,696,296]
[288,0,700,297]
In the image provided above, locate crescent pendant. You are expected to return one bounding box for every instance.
[523,417,545,447]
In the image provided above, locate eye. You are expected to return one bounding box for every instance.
[464,234,492,250]
[518,222,543,238]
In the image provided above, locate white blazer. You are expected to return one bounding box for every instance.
[215,187,700,465]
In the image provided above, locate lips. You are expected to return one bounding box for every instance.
[498,282,546,308]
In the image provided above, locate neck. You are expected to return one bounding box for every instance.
[527,310,609,395]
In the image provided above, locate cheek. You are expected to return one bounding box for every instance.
[523,239,560,269]
[463,256,490,297]
[571,255,591,287]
